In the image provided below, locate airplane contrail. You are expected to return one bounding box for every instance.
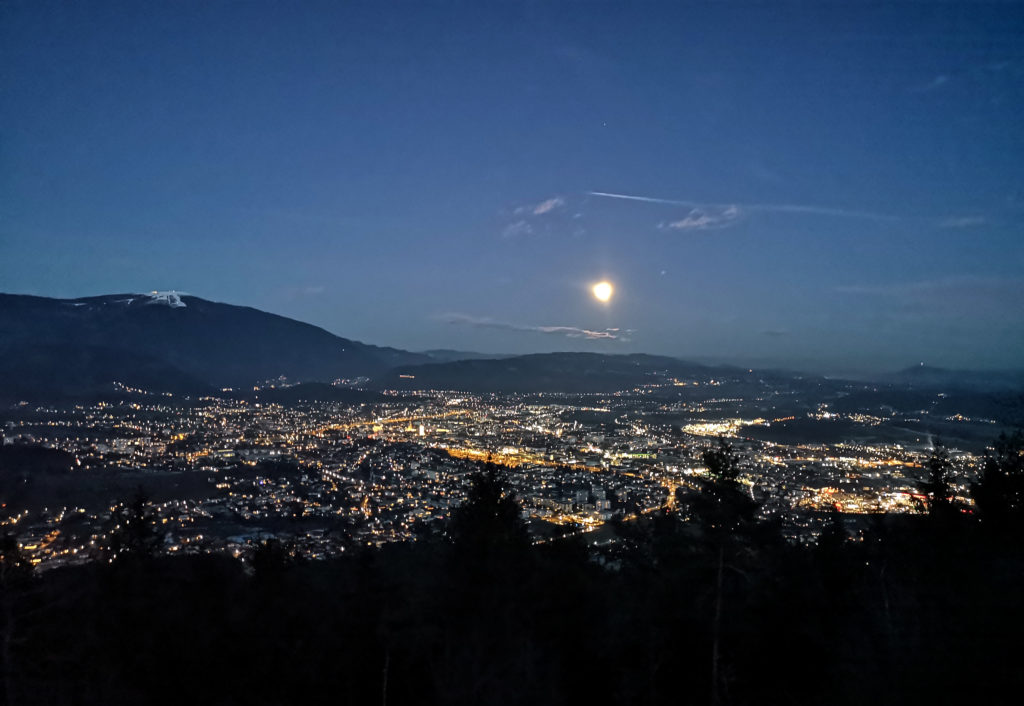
[587,191,899,222]
[588,191,704,207]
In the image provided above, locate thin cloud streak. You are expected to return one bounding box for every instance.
[501,220,533,238]
[835,276,1024,323]
[502,196,566,238]
[532,197,565,215]
[940,216,987,228]
[662,205,742,231]
[444,313,625,341]
[589,191,899,222]
[835,275,1024,298]
[514,196,566,216]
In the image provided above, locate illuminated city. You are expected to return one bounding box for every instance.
[3,368,993,570]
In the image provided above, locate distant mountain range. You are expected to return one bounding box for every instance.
[373,353,736,393]
[2,292,1022,401]
[0,292,428,400]
[418,349,513,363]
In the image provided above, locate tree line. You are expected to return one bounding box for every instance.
[0,430,1022,705]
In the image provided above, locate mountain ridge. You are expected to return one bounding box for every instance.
[4,292,1022,400]
[372,352,743,393]
[0,292,429,399]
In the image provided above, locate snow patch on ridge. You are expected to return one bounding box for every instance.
[144,291,187,308]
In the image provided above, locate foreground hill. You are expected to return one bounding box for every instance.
[0,292,428,399]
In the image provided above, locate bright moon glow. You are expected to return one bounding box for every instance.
[592,281,614,302]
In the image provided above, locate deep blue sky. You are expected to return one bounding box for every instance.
[3,1,1022,373]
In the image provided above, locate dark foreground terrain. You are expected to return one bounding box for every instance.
[2,433,1023,706]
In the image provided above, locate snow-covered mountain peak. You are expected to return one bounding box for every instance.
[144,291,187,308]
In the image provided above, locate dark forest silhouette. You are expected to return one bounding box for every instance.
[1,431,1022,705]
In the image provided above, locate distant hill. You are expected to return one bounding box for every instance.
[422,349,513,363]
[0,292,429,400]
[0,342,212,400]
[374,352,730,393]
[882,364,1024,392]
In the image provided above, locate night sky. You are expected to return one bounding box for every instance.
[3,1,1022,374]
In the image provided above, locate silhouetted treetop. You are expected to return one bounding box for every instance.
[109,488,161,560]
[920,443,956,520]
[702,438,742,484]
[972,429,1024,534]
[449,463,528,554]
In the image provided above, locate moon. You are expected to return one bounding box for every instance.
[592,281,614,303]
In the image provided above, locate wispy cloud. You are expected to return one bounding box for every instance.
[913,74,949,93]
[502,196,568,238]
[835,276,1024,320]
[589,191,899,222]
[939,215,987,229]
[283,285,327,299]
[532,197,565,215]
[501,220,533,238]
[514,196,566,216]
[444,313,626,341]
[661,205,741,231]
[835,276,1024,326]
[836,276,1023,298]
